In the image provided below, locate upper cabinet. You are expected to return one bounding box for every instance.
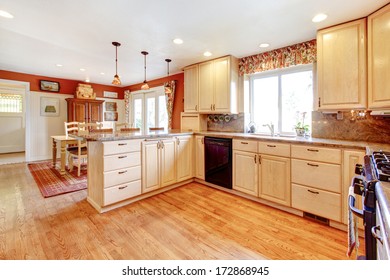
[183,64,199,112]
[184,55,238,114]
[317,18,367,110]
[368,4,390,109]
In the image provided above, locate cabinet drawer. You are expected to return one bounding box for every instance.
[258,142,290,157]
[292,184,341,222]
[103,139,141,155]
[104,165,141,188]
[103,152,140,172]
[103,180,141,206]
[291,159,341,193]
[233,139,257,153]
[291,145,341,164]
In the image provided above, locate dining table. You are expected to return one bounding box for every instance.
[51,135,78,176]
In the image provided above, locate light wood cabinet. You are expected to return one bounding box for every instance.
[291,145,342,222]
[87,139,142,212]
[195,136,205,180]
[317,18,367,110]
[176,135,193,182]
[232,140,291,206]
[66,98,104,123]
[198,55,238,114]
[180,112,207,132]
[142,138,176,193]
[184,64,199,112]
[342,150,365,228]
[368,4,390,109]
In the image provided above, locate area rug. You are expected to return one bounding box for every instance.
[27,160,87,198]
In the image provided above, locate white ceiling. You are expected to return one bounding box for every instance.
[0,0,389,87]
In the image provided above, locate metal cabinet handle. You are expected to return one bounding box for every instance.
[118,170,127,174]
[267,145,276,148]
[201,137,204,144]
[258,155,261,164]
[161,141,165,149]
[195,105,198,111]
[307,189,319,194]
[118,185,128,190]
[213,104,215,110]
[241,142,249,145]
[254,154,257,164]
[118,155,127,159]
[177,138,180,145]
[307,163,319,167]
[210,104,213,110]
[118,143,127,146]
[371,225,383,244]
[307,148,319,152]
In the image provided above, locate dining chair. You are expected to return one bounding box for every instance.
[115,122,131,132]
[149,127,165,131]
[120,127,140,132]
[67,138,88,176]
[78,122,102,135]
[64,121,79,136]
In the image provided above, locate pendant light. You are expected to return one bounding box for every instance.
[141,51,149,90]
[165,58,172,94]
[112,42,121,85]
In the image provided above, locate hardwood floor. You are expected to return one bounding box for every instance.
[0,162,361,260]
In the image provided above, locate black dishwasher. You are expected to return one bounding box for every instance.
[204,137,232,189]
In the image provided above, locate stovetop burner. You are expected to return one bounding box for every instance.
[371,150,390,182]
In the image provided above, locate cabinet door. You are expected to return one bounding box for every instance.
[317,18,367,110]
[184,65,199,112]
[142,141,160,193]
[368,4,390,109]
[198,61,214,112]
[73,101,88,122]
[89,102,102,123]
[195,136,205,180]
[214,56,230,112]
[160,139,176,187]
[259,155,291,206]
[176,136,193,182]
[233,150,258,196]
[342,150,364,227]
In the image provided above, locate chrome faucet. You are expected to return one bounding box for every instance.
[263,123,274,136]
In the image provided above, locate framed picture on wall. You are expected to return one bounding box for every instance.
[40,97,60,117]
[105,101,117,112]
[40,80,60,92]
[104,111,118,121]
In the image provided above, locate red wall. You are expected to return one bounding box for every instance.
[0,70,185,129]
[0,70,125,99]
[122,72,184,129]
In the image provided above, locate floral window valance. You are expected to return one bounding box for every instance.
[238,39,317,76]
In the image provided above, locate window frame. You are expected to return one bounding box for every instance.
[129,86,167,132]
[249,64,313,136]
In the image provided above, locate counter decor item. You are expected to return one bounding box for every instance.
[295,111,309,136]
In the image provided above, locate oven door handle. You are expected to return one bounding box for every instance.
[348,195,364,219]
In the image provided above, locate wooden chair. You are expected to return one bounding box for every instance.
[115,122,131,131]
[78,122,102,135]
[92,128,113,133]
[68,138,88,176]
[64,121,79,136]
[149,127,165,131]
[120,127,140,132]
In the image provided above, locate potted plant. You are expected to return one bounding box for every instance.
[295,112,309,136]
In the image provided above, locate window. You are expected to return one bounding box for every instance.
[0,93,23,113]
[129,87,168,132]
[249,65,313,135]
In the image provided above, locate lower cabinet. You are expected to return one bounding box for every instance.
[232,140,291,206]
[142,138,176,193]
[176,135,193,182]
[195,136,205,180]
[87,139,142,212]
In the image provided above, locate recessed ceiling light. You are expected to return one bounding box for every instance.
[100,72,105,75]
[0,10,14,19]
[80,68,86,71]
[259,43,270,48]
[173,38,183,44]
[85,78,90,82]
[203,51,212,57]
[56,64,63,67]
[312,13,328,23]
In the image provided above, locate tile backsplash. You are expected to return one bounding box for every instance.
[311,111,390,144]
